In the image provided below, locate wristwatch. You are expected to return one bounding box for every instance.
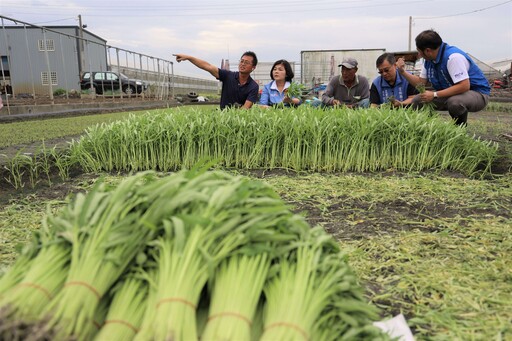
[433,91,438,98]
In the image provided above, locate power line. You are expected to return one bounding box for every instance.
[4,0,425,18]
[32,17,76,25]
[415,0,512,19]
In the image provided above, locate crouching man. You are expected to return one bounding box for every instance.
[396,29,490,126]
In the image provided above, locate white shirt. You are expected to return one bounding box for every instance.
[420,53,470,84]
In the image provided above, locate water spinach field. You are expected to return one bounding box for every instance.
[0,105,511,340]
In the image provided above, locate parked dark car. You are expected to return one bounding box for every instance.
[80,71,147,95]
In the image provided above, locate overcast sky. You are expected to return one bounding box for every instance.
[1,0,511,78]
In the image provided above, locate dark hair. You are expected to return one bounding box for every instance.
[415,29,443,52]
[376,53,396,67]
[241,51,258,66]
[270,59,294,82]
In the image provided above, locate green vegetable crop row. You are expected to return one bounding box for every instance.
[69,106,497,176]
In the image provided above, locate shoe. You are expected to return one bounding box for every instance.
[454,111,468,126]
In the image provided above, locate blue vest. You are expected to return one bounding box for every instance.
[372,71,410,104]
[424,43,490,95]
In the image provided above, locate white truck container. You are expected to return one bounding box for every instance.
[300,49,386,90]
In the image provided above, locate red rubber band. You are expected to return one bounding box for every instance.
[156,297,196,310]
[64,281,101,300]
[207,311,252,326]
[104,319,139,334]
[16,282,53,301]
[264,322,309,340]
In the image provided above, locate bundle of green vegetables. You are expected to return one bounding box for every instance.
[0,168,388,341]
[286,82,307,99]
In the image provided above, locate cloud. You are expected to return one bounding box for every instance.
[5,0,512,78]
[185,20,267,55]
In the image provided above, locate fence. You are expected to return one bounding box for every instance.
[0,15,218,114]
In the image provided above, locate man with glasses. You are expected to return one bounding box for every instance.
[321,57,370,108]
[174,51,259,109]
[396,30,490,126]
[370,53,417,108]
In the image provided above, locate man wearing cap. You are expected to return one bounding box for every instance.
[321,57,370,108]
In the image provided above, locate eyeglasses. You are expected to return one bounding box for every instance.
[378,66,394,74]
[239,59,253,66]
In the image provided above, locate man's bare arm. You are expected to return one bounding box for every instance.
[173,54,219,79]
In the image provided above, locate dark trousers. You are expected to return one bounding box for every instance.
[412,90,489,125]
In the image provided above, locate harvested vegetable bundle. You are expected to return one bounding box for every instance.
[0,211,68,298]
[135,171,300,341]
[251,300,265,341]
[1,168,387,340]
[0,244,69,321]
[133,270,159,341]
[0,243,40,299]
[286,82,306,99]
[42,172,158,340]
[95,275,148,340]
[201,253,271,340]
[0,206,73,339]
[415,84,436,114]
[261,226,386,341]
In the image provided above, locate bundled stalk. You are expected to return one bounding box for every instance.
[42,172,158,340]
[87,295,110,340]
[260,226,385,341]
[0,221,59,298]
[134,171,237,341]
[286,82,306,99]
[136,171,300,341]
[201,253,271,341]
[0,201,74,339]
[415,84,436,114]
[0,243,69,322]
[0,250,37,299]
[95,276,148,340]
[0,243,70,341]
[133,270,159,341]
[1,168,386,340]
[149,227,207,341]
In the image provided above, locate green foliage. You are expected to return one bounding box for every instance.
[0,111,149,148]
[53,88,67,96]
[0,170,383,340]
[266,172,512,341]
[69,106,498,176]
[415,84,436,114]
[286,82,306,98]
[485,101,512,113]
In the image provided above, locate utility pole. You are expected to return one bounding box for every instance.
[408,16,412,51]
[78,14,85,74]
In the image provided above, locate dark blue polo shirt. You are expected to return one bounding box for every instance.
[218,69,259,109]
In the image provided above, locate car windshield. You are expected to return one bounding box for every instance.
[120,73,129,80]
